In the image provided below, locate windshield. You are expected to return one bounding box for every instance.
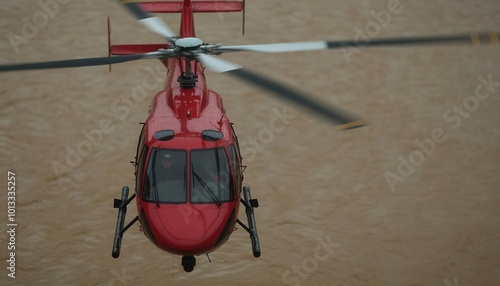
[191,147,234,204]
[143,149,187,203]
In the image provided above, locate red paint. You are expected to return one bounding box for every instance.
[110,44,168,55]
[138,1,244,13]
[110,1,246,256]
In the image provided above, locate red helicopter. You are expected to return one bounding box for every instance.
[1,0,498,273]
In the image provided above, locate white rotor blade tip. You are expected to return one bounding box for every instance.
[227,41,328,53]
[199,54,241,73]
[139,17,176,39]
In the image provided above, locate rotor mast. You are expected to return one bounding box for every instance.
[177,0,198,88]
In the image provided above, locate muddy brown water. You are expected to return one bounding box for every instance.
[0,1,499,285]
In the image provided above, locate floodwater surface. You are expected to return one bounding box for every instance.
[0,0,499,285]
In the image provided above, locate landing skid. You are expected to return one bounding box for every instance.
[111,186,261,272]
[237,186,261,258]
[111,186,138,258]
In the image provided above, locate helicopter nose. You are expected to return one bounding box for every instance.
[145,203,233,255]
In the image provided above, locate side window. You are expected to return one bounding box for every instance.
[230,123,243,169]
[230,123,241,151]
[135,124,146,161]
[136,145,149,195]
[228,145,241,194]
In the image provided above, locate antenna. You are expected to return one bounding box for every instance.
[218,113,224,126]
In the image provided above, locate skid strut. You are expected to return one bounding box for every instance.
[237,186,261,257]
[112,186,138,258]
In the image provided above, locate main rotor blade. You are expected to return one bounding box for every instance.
[215,32,500,53]
[0,52,165,72]
[117,0,177,41]
[198,54,366,130]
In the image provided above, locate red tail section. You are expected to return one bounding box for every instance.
[108,0,245,61]
[139,1,245,14]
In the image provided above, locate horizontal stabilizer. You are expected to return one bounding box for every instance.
[110,44,169,55]
[139,1,244,13]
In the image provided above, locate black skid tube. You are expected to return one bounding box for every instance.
[243,186,261,257]
[112,186,129,258]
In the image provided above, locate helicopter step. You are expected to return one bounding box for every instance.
[237,186,261,258]
[112,186,138,259]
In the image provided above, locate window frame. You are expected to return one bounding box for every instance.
[189,147,235,204]
[136,145,149,196]
[228,144,242,196]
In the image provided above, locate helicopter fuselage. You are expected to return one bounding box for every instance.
[132,55,243,255]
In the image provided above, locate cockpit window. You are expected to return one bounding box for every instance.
[190,147,234,204]
[143,149,186,203]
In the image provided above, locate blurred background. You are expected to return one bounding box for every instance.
[0,0,499,285]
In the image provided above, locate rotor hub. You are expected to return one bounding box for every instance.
[175,37,203,49]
